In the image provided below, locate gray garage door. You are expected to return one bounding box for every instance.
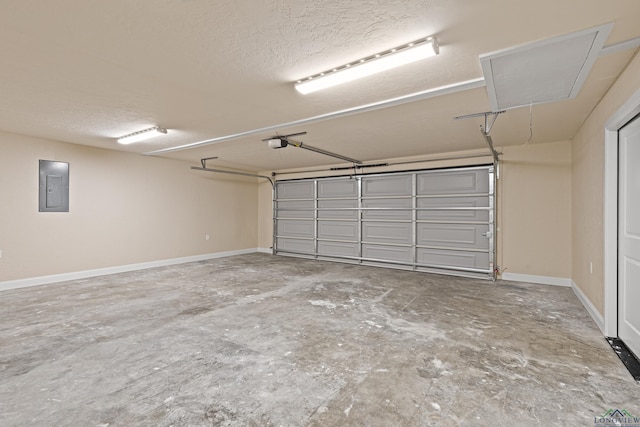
[274,165,495,279]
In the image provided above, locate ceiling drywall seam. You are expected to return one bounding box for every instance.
[143,78,486,156]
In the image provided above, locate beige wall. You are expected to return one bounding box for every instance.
[259,143,573,281]
[572,50,640,315]
[499,141,572,279]
[0,131,259,282]
[5,131,573,285]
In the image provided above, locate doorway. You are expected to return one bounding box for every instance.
[618,114,640,359]
[603,89,640,380]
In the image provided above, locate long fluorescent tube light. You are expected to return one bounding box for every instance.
[295,37,439,94]
[117,126,168,144]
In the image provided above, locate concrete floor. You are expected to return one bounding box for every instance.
[0,253,638,426]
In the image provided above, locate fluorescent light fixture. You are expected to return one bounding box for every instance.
[295,37,439,94]
[117,126,168,144]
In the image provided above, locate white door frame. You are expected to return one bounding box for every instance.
[603,88,640,337]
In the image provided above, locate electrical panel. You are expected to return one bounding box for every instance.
[39,160,69,212]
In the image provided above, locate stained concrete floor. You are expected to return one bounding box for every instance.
[0,253,638,426]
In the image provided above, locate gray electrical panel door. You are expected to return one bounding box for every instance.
[39,160,69,212]
[274,165,495,279]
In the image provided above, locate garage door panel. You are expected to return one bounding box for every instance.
[318,221,358,240]
[417,223,489,250]
[362,260,414,270]
[318,199,358,219]
[415,266,488,279]
[362,175,412,196]
[277,200,314,218]
[362,244,412,262]
[363,222,412,245]
[417,169,489,195]
[277,220,314,238]
[362,198,412,220]
[274,166,494,280]
[318,179,357,198]
[276,237,315,254]
[417,196,489,221]
[417,248,490,270]
[277,181,314,199]
[318,241,359,257]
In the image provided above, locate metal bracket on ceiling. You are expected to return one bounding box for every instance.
[483,111,504,135]
[453,110,506,134]
[200,156,219,168]
[262,131,308,143]
[453,110,505,163]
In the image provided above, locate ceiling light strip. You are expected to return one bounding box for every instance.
[295,37,439,94]
[143,77,486,156]
[117,126,167,144]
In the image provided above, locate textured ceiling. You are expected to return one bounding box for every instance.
[0,0,639,172]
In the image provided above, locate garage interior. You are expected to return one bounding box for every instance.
[1,1,640,425]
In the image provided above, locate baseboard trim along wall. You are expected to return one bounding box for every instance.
[501,273,605,334]
[501,272,572,287]
[571,280,605,334]
[256,247,273,254]
[0,248,265,292]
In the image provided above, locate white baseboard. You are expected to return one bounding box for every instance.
[501,272,572,287]
[256,247,273,254]
[501,273,605,334]
[0,248,262,292]
[571,280,605,334]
